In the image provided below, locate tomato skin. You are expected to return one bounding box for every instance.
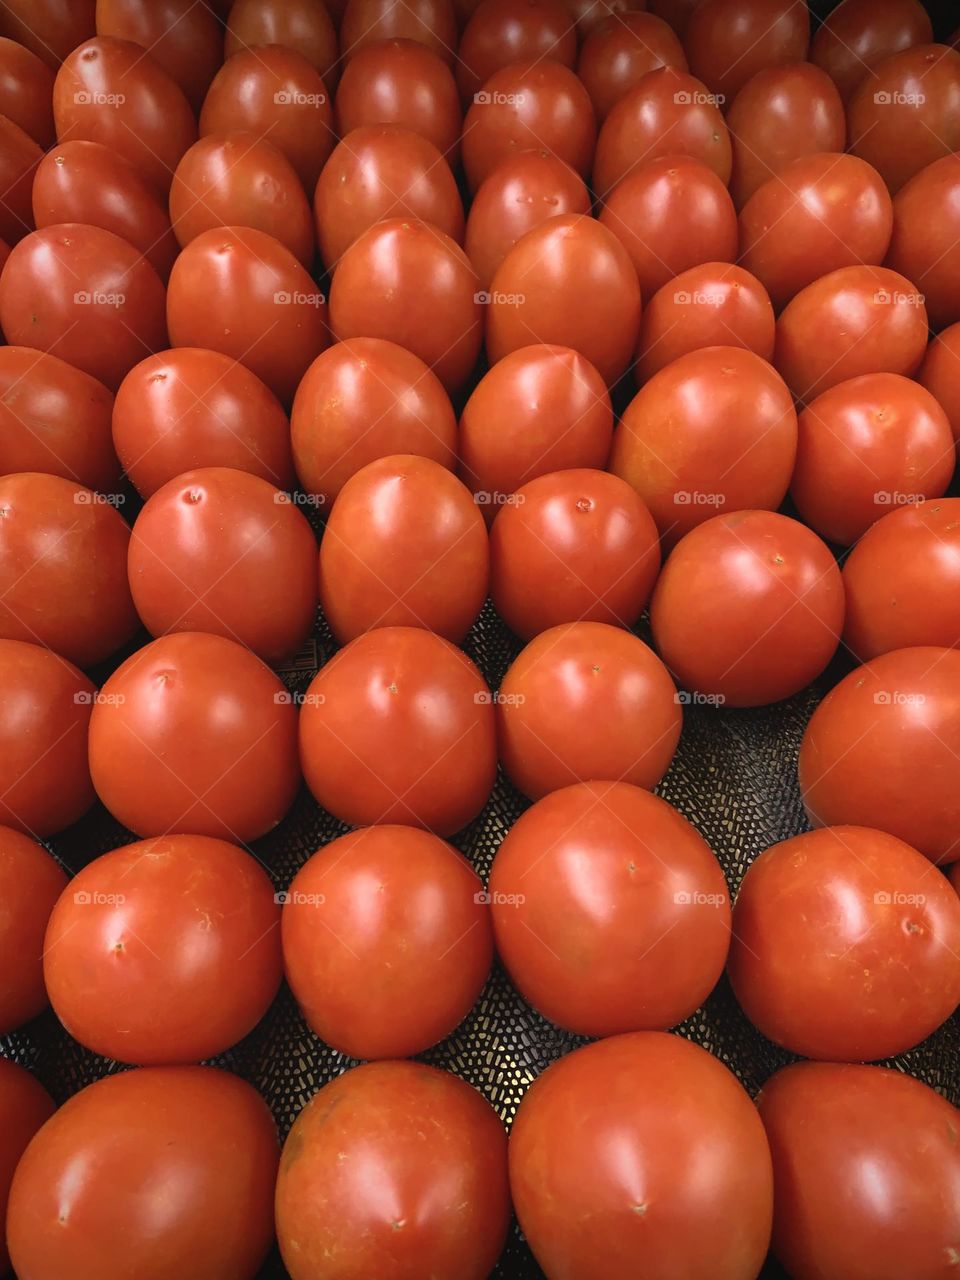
[886,153,960,332]
[0,827,67,1034]
[89,632,301,842]
[0,115,40,247]
[647,0,699,36]
[457,0,576,102]
[341,0,459,65]
[299,627,496,834]
[497,621,681,800]
[791,373,954,547]
[578,11,687,123]
[0,1060,54,1275]
[799,646,960,865]
[684,0,810,105]
[113,348,295,499]
[275,1061,510,1280]
[0,38,55,147]
[510,1032,773,1280]
[811,0,932,102]
[7,1067,278,1280]
[224,0,338,89]
[94,0,222,112]
[282,825,492,1058]
[919,323,960,442]
[758,1061,960,1280]
[0,0,96,69]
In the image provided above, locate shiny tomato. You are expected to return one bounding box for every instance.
[95,0,222,112]
[0,38,55,146]
[224,0,338,89]
[568,0,643,34]
[919,323,960,440]
[684,0,809,103]
[578,11,687,123]
[0,472,137,668]
[510,1033,773,1280]
[89,632,300,842]
[0,0,96,68]
[610,346,797,547]
[7,1067,278,1280]
[0,115,40,246]
[341,0,458,64]
[0,1060,54,1275]
[886,153,960,332]
[799,646,960,864]
[299,627,496,834]
[291,338,457,505]
[811,0,934,102]
[0,639,95,836]
[282,825,492,1058]
[275,1061,510,1280]
[791,373,954,546]
[457,0,576,101]
[113,348,295,498]
[0,826,67,1034]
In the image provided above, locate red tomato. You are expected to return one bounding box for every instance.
[799,646,960,864]
[166,226,328,406]
[0,1060,54,1275]
[0,639,95,836]
[0,347,118,491]
[329,218,481,394]
[636,263,776,382]
[919,322,960,441]
[791,373,954,546]
[490,781,730,1035]
[113,348,295,498]
[510,1033,773,1280]
[291,338,457,505]
[684,0,809,104]
[0,0,96,69]
[0,827,67,1034]
[0,38,55,146]
[567,0,644,35]
[886,153,960,331]
[610,346,797,547]
[0,223,167,391]
[95,0,222,112]
[89,632,301,841]
[497,621,681,800]
[128,467,318,664]
[276,1061,510,1280]
[341,0,459,65]
[774,265,928,402]
[811,0,934,102]
[0,115,40,246]
[0,472,137,668]
[648,0,699,36]
[7,1067,278,1280]
[578,11,687,123]
[457,0,576,102]
[486,214,642,387]
[282,825,492,1058]
[224,0,338,89]
[314,125,464,270]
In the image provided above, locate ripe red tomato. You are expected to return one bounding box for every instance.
[919,322,960,441]
[329,218,481,394]
[0,472,137,668]
[0,0,95,69]
[224,0,338,88]
[684,0,809,104]
[7,1066,278,1280]
[341,0,458,65]
[610,346,797,547]
[487,215,642,387]
[0,115,41,246]
[886,153,960,332]
[275,1061,510,1280]
[648,0,699,36]
[0,826,67,1034]
[320,455,488,644]
[510,1032,773,1280]
[0,38,55,146]
[282,824,492,1058]
[457,0,575,101]
[291,338,457,505]
[578,11,687,123]
[497,621,681,800]
[128,467,318,664]
[811,0,933,102]
[799,646,960,864]
[791,373,954,546]
[94,0,221,113]
[299,626,496,833]
[758,1061,960,1280]
[89,632,300,841]
[0,1060,54,1275]
[113,348,295,498]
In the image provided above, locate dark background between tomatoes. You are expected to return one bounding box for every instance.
[2,2,959,1279]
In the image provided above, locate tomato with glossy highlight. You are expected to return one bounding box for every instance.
[224,0,338,89]
[457,0,576,101]
[919,323,960,441]
[578,11,687,123]
[811,0,934,102]
[886,153,960,332]
[0,1060,54,1275]
[95,0,222,111]
[0,38,55,146]
[684,0,810,104]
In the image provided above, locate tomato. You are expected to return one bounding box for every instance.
[886,153,960,332]
[648,0,699,36]
[799,646,960,864]
[791,373,954,547]
[684,0,809,104]
[320,455,488,643]
[727,63,846,209]
[166,226,328,407]
[282,825,492,1058]
[636,263,776,382]
[811,0,934,102]
[170,134,315,269]
[567,0,642,35]
[224,0,338,90]
[599,155,737,303]
[457,0,576,102]
[459,344,613,511]
[95,0,222,112]
[464,149,590,291]
[199,46,335,194]
[0,347,118,491]
[291,338,456,505]
[0,38,55,146]
[113,348,295,498]
[341,0,458,65]
[610,346,797,547]
[0,0,96,68]
[329,218,481,394]
[0,472,136,668]
[335,39,461,162]
[0,639,95,836]
[774,265,928,402]
[53,37,195,196]
[578,12,687,123]
[299,627,496,834]
[0,1060,54,1275]
[315,125,464,270]
[7,1066,278,1280]
[758,1061,960,1280]
[0,827,67,1034]
[487,214,642,387]
[89,632,300,841]
[129,467,318,664]
[0,116,42,245]
[276,1061,509,1280]
[511,1032,773,1280]
[919,323,960,441]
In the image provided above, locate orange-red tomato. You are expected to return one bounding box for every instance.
[457,0,576,101]
[224,0,339,89]
[341,0,458,64]
[648,0,699,36]
[0,115,41,246]
[0,1060,54,1275]
[0,38,55,146]
[886,153,960,332]
[684,0,810,104]
[0,0,96,69]
[919,323,960,441]
[95,0,222,112]
[0,827,67,1034]
[578,11,687,123]
[811,0,933,102]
